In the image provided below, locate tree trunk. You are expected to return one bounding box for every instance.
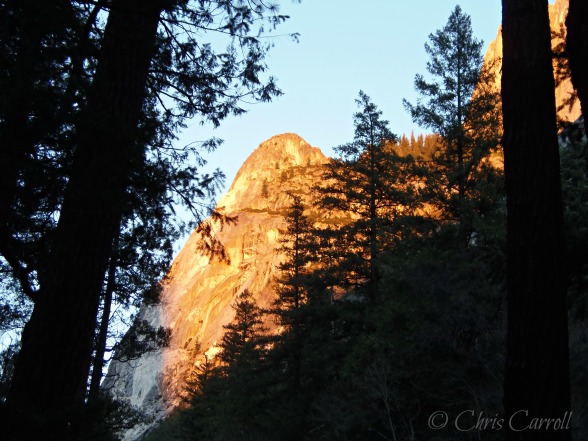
[566,0,588,139]
[87,248,117,405]
[5,1,163,439]
[501,1,571,440]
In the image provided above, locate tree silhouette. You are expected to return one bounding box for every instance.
[501,0,571,439]
[272,195,316,332]
[317,92,420,298]
[1,1,293,439]
[404,5,502,249]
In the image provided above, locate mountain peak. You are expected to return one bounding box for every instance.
[216,133,327,213]
[243,132,326,170]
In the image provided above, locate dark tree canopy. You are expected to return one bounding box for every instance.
[0,1,296,439]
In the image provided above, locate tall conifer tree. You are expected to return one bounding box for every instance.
[317,92,419,298]
[218,289,267,370]
[272,195,316,332]
[404,6,502,248]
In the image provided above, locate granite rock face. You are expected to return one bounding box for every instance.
[104,133,331,438]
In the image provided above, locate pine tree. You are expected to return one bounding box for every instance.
[218,289,267,370]
[272,194,316,332]
[173,290,269,441]
[317,91,420,297]
[404,5,502,248]
[215,289,268,440]
[416,133,424,154]
[0,0,86,306]
[269,195,318,410]
[268,196,339,440]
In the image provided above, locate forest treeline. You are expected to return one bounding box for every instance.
[0,1,587,440]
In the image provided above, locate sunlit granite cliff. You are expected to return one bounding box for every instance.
[104,133,331,439]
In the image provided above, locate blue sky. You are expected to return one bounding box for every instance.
[178,1,504,199]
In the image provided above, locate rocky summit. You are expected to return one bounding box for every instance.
[103,133,334,439]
